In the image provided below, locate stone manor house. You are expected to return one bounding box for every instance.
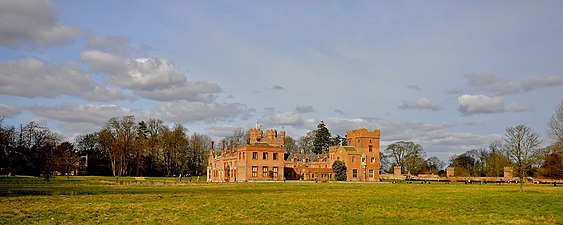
[207,127,380,182]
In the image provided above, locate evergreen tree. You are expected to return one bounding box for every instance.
[313,121,331,154]
[332,160,347,181]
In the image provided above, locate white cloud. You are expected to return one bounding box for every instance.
[0,103,21,118]
[0,58,129,101]
[506,102,532,112]
[86,35,130,55]
[0,58,92,98]
[457,94,532,115]
[205,124,242,138]
[399,97,442,111]
[520,76,563,92]
[155,102,252,123]
[80,50,127,74]
[108,57,186,91]
[458,94,505,114]
[31,104,151,134]
[0,0,81,47]
[465,73,562,95]
[261,111,304,127]
[134,81,220,102]
[32,104,144,124]
[83,85,133,101]
[81,52,222,102]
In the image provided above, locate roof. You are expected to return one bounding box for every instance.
[343,146,358,152]
[249,142,274,147]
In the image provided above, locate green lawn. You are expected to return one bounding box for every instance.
[1,176,561,224]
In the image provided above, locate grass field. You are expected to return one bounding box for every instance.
[1,176,561,224]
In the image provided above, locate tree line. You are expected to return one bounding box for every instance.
[382,101,563,186]
[0,116,212,179]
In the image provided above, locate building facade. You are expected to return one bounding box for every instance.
[207,128,381,182]
[207,129,286,182]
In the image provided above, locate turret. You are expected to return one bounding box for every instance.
[249,128,262,143]
[266,129,277,139]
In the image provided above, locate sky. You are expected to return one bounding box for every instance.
[1,0,562,162]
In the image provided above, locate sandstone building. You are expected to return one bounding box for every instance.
[207,128,381,182]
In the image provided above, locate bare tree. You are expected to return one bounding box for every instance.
[187,132,211,176]
[502,125,541,192]
[425,156,445,174]
[548,100,563,143]
[298,130,316,154]
[284,136,298,155]
[222,127,248,150]
[55,141,80,178]
[146,118,165,176]
[105,116,137,176]
[385,141,425,174]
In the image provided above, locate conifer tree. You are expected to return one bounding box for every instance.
[313,121,331,154]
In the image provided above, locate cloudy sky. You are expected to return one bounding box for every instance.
[1,0,562,161]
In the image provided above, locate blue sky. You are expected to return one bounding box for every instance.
[1,0,562,161]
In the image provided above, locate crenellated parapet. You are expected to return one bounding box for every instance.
[346,128,380,141]
[248,128,285,147]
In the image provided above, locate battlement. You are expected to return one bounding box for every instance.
[248,128,285,147]
[346,128,380,138]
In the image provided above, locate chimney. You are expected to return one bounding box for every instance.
[211,141,214,150]
[229,140,234,153]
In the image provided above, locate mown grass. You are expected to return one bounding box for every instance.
[0,176,561,224]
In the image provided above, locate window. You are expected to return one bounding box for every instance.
[252,166,257,177]
[352,169,358,178]
[252,152,258,160]
[352,156,356,163]
[273,153,278,160]
[369,145,373,152]
[371,157,375,164]
[262,166,268,177]
[273,167,278,177]
[263,152,268,160]
[361,156,366,163]
[369,169,374,178]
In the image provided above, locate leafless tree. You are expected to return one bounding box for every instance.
[548,100,563,144]
[502,125,541,192]
[298,130,316,154]
[385,141,425,174]
[106,116,137,176]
